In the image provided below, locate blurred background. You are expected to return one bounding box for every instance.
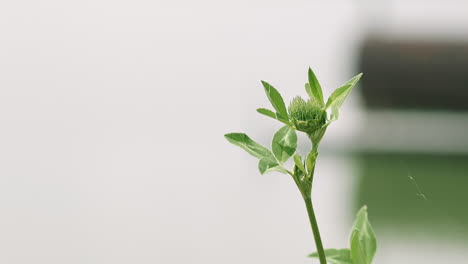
[1,1,467,263]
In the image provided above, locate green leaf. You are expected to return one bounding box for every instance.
[306,67,324,107]
[293,163,305,179]
[350,205,377,264]
[305,151,318,178]
[305,84,323,108]
[258,158,285,175]
[224,133,275,160]
[293,153,306,174]
[272,126,297,163]
[309,249,352,264]
[256,108,276,119]
[325,73,362,121]
[261,81,289,120]
[256,108,291,125]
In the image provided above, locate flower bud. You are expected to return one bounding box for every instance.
[288,96,327,145]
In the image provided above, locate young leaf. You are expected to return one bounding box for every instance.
[293,153,306,174]
[258,158,285,175]
[293,163,304,179]
[305,84,323,108]
[309,249,352,264]
[256,108,276,119]
[306,67,324,107]
[350,205,377,264]
[261,81,289,120]
[224,133,275,160]
[305,151,318,178]
[272,126,297,163]
[325,73,362,121]
[257,108,291,126]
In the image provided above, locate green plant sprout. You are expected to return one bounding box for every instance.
[224,68,377,264]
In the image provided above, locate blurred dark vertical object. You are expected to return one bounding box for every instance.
[359,39,468,111]
[355,36,468,235]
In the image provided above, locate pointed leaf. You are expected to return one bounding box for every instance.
[293,163,305,179]
[256,108,276,119]
[326,73,362,108]
[224,133,275,160]
[258,158,285,175]
[305,83,323,108]
[261,81,289,120]
[271,126,297,163]
[256,108,291,125]
[306,67,324,107]
[326,73,362,121]
[350,206,377,264]
[293,153,306,174]
[309,249,352,264]
[305,151,318,178]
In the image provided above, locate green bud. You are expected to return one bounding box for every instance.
[288,96,326,129]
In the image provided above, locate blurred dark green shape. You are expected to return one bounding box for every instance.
[355,152,468,238]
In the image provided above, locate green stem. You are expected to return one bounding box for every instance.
[304,197,327,264]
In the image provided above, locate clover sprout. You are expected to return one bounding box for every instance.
[225,68,376,264]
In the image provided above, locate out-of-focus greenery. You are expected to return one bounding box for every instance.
[355,152,468,238]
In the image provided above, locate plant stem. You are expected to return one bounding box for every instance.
[304,197,327,264]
